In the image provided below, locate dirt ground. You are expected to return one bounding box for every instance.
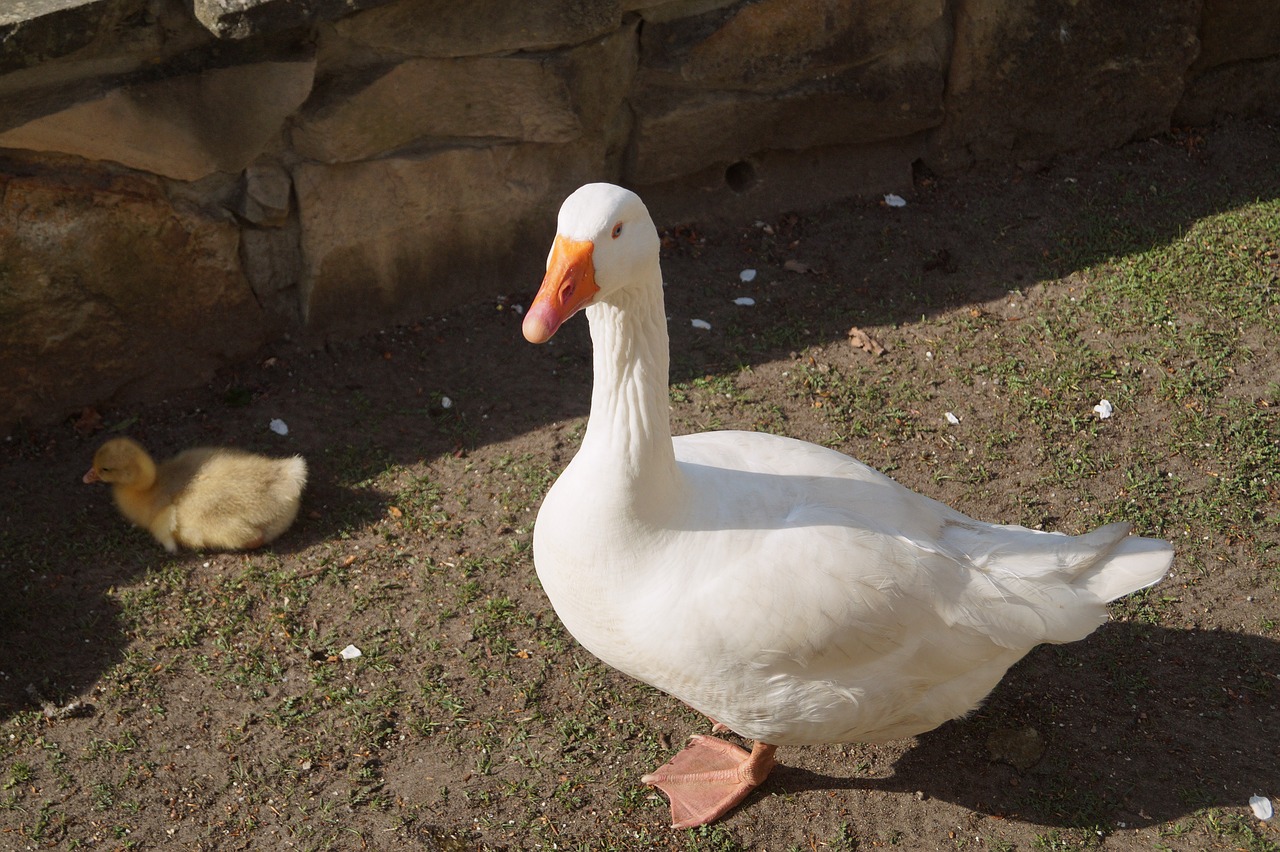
[1,120,1277,851]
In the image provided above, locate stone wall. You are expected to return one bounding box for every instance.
[2,0,1278,426]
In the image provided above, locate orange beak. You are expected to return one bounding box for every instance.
[522,235,600,344]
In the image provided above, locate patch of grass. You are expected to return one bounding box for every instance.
[1031,827,1103,851]
[1199,808,1280,852]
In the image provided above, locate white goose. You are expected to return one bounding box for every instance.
[522,183,1173,829]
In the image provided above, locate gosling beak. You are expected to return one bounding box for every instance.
[83,468,100,484]
[522,235,600,344]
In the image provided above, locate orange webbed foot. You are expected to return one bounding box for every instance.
[641,736,777,829]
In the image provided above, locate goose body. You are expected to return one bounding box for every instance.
[523,183,1173,827]
[84,437,307,552]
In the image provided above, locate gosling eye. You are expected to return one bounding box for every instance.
[611,222,623,239]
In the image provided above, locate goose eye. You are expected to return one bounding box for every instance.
[611,222,623,239]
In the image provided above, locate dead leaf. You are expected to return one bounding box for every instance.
[387,506,403,519]
[847,326,887,356]
[783,259,813,274]
[73,407,103,436]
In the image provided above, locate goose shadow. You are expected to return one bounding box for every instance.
[766,622,1278,828]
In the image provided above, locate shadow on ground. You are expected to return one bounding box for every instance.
[772,622,1278,830]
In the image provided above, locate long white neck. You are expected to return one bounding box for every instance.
[578,266,678,492]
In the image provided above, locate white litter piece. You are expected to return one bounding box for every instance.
[440,396,454,409]
[1250,795,1273,821]
[733,297,756,306]
[513,304,524,315]
[1093,399,1114,419]
[691,319,712,330]
[884,193,907,208]
[339,644,362,661]
[739,269,757,282]
[269,418,289,436]
[945,412,960,425]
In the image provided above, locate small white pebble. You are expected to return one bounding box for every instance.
[268,418,289,435]
[513,304,524,315]
[733,297,756,306]
[925,351,933,360]
[1250,795,1273,821]
[1093,399,1114,419]
[339,645,362,660]
[441,396,453,409]
[945,412,960,425]
[739,269,757,282]
[691,319,712,330]
[884,193,907,207]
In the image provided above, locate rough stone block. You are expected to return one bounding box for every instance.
[1176,56,1280,124]
[628,0,947,184]
[927,0,1201,172]
[0,58,315,181]
[0,157,266,426]
[292,56,580,162]
[335,0,621,57]
[631,43,946,184]
[640,0,948,92]
[236,162,293,226]
[292,143,605,333]
[240,222,303,322]
[1193,0,1280,72]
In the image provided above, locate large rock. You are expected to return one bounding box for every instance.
[335,0,621,57]
[1176,0,1280,123]
[1192,0,1280,72]
[630,53,945,185]
[292,144,603,333]
[0,58,315,181]
[927,0,1201,171]
[1176,57,1280,124]
[629,0,952,185]
[629,0,948,184]
[639,0,948,91]
[292,57,581,162]
[295,24,638,163]
[0,157,266,426]
[0,2,217,136]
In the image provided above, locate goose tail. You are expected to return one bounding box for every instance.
[1072,522,1174,603]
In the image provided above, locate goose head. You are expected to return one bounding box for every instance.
[523,183,660,344]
